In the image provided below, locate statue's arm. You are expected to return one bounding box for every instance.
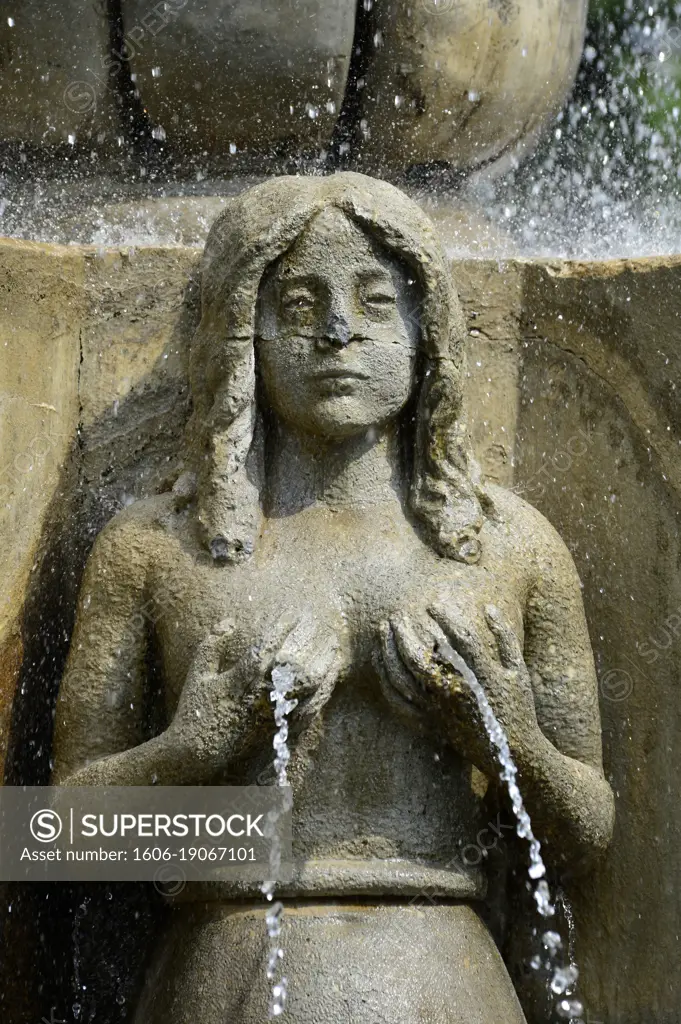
[513,530,615,871]
[52,518,197,786]
[52,518,342,786]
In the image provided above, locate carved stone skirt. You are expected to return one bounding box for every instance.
[133,901,527,1024]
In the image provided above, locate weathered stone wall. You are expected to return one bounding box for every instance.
[0,241,83,776]
[0,238,679,1021]
[514,258,681,1024]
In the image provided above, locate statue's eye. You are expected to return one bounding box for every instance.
[282,292,316,311]
[365,291,396,305]
[361,280,397,309]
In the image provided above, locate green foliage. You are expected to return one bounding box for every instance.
[589,0,678,32]
[579,0,681,180]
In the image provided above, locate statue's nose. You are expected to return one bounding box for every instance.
[320,310,351,349]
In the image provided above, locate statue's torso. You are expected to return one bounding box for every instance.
[139,500,527,897]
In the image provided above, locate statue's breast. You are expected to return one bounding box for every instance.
[151,508,522,716]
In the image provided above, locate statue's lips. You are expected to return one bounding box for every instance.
[312,369,369,381]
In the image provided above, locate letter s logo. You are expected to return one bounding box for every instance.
[30,809,63,843]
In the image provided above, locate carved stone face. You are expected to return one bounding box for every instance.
[255,206,421,441]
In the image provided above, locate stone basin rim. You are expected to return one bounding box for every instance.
[2,234,681,274]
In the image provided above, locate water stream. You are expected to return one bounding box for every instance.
[258,646,586,1020]
[437,641,585,1023]
[557,887,580,985]
[260,664,297,1018]
[71,897,90,1022]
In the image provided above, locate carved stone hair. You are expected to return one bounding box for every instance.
[181,172,490,564]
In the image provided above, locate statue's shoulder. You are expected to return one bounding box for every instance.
[88,493,181,569]
[483,482,580,582]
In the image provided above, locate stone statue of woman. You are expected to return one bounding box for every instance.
[52,173,614,1023]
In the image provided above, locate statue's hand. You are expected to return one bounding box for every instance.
[376,603,538,775]
[169,612,343,772]
[269,614,344,731]
[168,613,297,771]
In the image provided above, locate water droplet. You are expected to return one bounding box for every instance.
[551,964,580,994]
[542,930,563,956]
[556,998,584,1019]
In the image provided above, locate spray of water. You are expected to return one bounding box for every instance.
[475,0,681,257]
[437,641,585,1022]
[260,663,297,1018]
[557,887,579,980]
[1,3,681,257]
[71,897,90,1021]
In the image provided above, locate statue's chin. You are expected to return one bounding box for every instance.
[281,397,405,443]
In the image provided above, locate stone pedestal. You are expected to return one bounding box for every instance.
[134,902,526,1024]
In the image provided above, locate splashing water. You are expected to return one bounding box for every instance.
[260,663,297,1018]
[2,1,681,257]
[438,640,553,915]
[437,641,585,1022]
[557,887,579,981]
[71,897,90,1021]
[474,0,681,258]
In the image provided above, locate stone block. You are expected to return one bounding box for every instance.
[123,0,356,155]
[512,256,681,1024]
[355,0,587,174]
[0,239,82,775]
[0,1,119,147]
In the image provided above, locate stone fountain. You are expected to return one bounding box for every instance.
[0,3,680,1024]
